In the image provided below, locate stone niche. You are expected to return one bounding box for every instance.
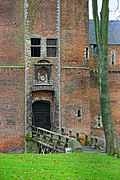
[34,60,52,85]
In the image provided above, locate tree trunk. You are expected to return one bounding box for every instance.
[100,51,119,156]
[92,0,120,156]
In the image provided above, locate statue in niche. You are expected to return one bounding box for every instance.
[37,67,48,83]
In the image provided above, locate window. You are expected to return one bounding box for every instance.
[85,46,89,60]
[96,114,103,128]
[31,38,41,57]
[77,109,82,118]
[92,44,98,55]
[46,39,57,57]
[110,50,116,65]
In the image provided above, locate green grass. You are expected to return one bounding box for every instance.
[0,152,120,180]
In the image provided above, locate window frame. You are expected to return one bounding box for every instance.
[96,114,103,129]
[110,50,116,65]
[85,46,89,60]
[46,38,57,57]
[77,109,83,119]
[31,38,41,57]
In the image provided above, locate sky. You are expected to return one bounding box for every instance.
[89,0,120,20]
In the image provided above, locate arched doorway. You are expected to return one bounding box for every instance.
[32,101,51,130]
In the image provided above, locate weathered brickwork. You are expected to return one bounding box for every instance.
[60,0,90,133]
[60,0,89,67]
[90,72,120,139]
[0,68,25,153]
[61,68,91,133]
[0,0,25,153]
[109,73,120,138]
[89,45,120,71]
[108,46,120,70]
[28,0,58,37]
[0,0,24,66]
[89,45,120,139]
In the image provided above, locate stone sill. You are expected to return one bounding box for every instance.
[31,84,54,92]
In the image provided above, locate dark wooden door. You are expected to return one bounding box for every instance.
[32,101,51,130]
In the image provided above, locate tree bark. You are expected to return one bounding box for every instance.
[92,0,120,156]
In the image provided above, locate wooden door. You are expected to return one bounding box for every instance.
[32,101,51,130]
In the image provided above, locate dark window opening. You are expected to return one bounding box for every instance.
[98,117,101,127]
[85,46,89,60]
[92,44,98,54]
[31,38,41,45]
[46,38,57,57]
[31,38,41,57]
[97,114,102,128]
[47,39,57,45]
[47,47,57,57]
[47,39,57,46]
[111,54,115,65]
[77,109,82,118]
[31,47,40,57]
[110,50,116,65]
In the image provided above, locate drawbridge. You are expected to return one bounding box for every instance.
[27,125,105,154]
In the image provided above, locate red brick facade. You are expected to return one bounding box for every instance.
[0,0,119,153]
[0,68,25,153]
[89,45,120,138]
[0,0,25,153]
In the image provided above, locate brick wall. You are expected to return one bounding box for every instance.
[61,68,91,133]
[28,0,58,36]
[60,0,89,67]
[0,0,24,66]
[0,68,25,153]
[90,72,120,139]
[89,45,120,71]
[0,0,25,153]
[109,73,120,139]
[108,46,120,70]
[60,0,90,133]
[89,44,120,139]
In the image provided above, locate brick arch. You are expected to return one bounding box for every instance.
[32,97,52,104]
[37,59,50,64]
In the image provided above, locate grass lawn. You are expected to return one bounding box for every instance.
[0,152,120,180]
